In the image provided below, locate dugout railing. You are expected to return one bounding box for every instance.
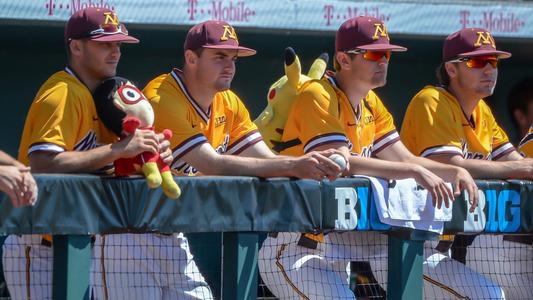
[0,175,532,300]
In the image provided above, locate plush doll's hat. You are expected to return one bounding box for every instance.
[92,76,131,136]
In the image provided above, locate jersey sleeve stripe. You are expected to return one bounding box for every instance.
[373,130,400,153]
[171,161,187,171]
[28,143,65,154]
[492,142,515,161]
[420,145,463,157]
[303,133,349,153]
[74,131,97,151]
[519,132,533,147]
[226,131,263,155]
[171,134,208,162]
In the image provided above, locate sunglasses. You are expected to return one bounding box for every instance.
[345,49,391,62]
[448,56,499,69]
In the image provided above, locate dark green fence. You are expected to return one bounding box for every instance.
[0,175,531,299]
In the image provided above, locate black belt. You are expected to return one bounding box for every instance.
[297,234,318,250]
[41,238,52,247]
[267,232,318,250]
[503,234,533,245]
[158,232,174,236]
[40,236,96,248]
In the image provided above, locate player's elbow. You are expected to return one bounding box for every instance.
[28,152,61,173]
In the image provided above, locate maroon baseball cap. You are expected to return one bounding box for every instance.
[184,20,256,57]
[443,28,511,61]
[65,7,139,44]
[335,16,407,52]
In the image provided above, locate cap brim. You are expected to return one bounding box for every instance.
[458,49,511,59]
[91,34,140,44]
[357,43,407,52]
[202,44,257,57]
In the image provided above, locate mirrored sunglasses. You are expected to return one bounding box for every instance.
[345,49,391,62]
[448,56,499,69]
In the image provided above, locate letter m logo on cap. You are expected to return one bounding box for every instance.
[220,25,239,42]
[103,12,119,26]
[373,23,390,41]
[474,31,496,48]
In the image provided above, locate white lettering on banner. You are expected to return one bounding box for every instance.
[45,0,115,16]
[2,1,531,38]
[460,10,525,33]
[323,4,391,26]
[334,187,358,230]
[187,0,256,22]
[463,190,486,232]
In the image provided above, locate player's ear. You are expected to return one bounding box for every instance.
[69,40,83,57]
[184,49,198,66]
[336,52,351,71]
[444,62,457,79]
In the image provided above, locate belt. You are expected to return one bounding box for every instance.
[41,238,52,247]
[297,234,318,250]
[40,236,96,248]
[503,234,533,245]
[158,233,174,236]
[267,232,319,250]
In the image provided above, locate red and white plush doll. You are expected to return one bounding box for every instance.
[93,77,181,199]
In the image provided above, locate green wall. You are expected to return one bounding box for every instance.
[1,23,532,157]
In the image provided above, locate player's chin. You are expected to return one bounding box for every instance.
[102,68,117,79]
[215,80,232,91]
[372,75,387,88]
[105,63,119,75]
[476,84,495,96]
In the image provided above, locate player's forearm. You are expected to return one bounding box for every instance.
[0,151,23,167]
[29,144,121,173]
[347,156,422,179]
[404,156,463,182]
[424,154,533,179]
[451,158,533,179]
[204,154,294,177]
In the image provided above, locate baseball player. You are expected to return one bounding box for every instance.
[93,20,343,300]
[258,16,482,299]
[0,151,37,207]
[2,7,169,300]
[401,28,533,299]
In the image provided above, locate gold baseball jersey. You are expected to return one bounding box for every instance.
[518,125,533,158]
[143,69,262,176]
[278,73,399,157]
[401,85,514,160]
[18,67,117,165]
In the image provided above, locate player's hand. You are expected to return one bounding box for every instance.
[18,167,38,206]
[0,165,35,207]
[113,129,159,158]
[453,167,478,213]
[156,133,173,166]
[291,149,343,180]
[412,165,454,210]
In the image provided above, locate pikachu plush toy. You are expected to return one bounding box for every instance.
[254,47,328,153]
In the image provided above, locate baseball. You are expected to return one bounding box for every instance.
[329,154,347,172]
